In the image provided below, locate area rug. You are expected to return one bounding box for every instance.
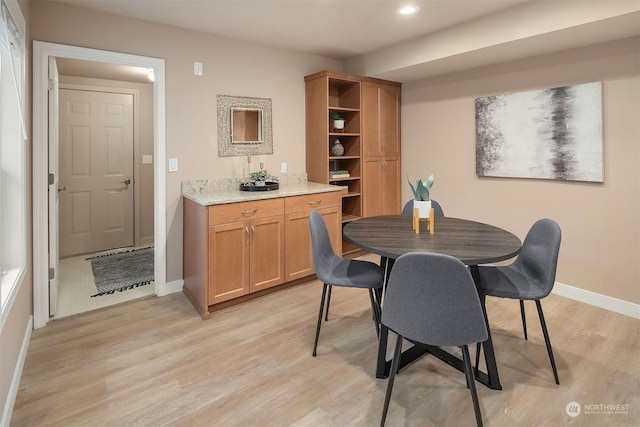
[88,247,154,297]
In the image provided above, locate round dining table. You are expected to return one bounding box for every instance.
[343,215,522,265]
[343,215,522,390]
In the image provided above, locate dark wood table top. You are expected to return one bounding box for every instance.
[343,215,521,265]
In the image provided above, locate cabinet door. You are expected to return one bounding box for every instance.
[250,215,285,292]
[363,82,400,157]
[284,206,341,282]
[363,158,401,217]
[209,221,250,304]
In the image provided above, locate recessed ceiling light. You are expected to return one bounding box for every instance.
[397,4,420,15]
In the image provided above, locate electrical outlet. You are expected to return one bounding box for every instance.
[280,162,287,173]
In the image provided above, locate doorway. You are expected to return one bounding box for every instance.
[33,41,167,329]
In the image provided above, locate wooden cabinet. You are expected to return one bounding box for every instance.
[183,190,341,319]
[362,82,400,157]
[284,192,341,281]
[207,198,284,305]
[208,214,285,304]
[361,80,401,217]
[363,157,401,217]
[305,71,401,254]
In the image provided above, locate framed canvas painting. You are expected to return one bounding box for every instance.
[476,82,603,182]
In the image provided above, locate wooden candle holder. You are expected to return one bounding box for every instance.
[413,207,435,234]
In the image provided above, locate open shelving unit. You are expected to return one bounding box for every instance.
[305,71,363,254]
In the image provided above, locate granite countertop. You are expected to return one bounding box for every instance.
[183,180,341,206]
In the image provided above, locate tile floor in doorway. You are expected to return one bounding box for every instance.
[52,248,155,319]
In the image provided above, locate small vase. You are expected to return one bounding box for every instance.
[330,139,345,156]
[333,119,345,131]
[413,200,432,218]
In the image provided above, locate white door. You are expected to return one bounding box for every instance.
[58,89,135,257]
[48,57,60,316]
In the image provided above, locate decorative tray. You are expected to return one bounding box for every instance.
[239,181,280,192]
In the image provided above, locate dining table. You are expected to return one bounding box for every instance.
[343,214,522,390]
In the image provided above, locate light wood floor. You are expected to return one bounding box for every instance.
[12,260,639,426]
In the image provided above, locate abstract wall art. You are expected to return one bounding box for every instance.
[475,82,603,182]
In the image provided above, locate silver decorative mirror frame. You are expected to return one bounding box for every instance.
[218,94,273,157]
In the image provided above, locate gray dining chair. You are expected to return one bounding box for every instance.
[401,199,444,217]
[308,210,383,357]
[475,218,561,385]
[380,252,488,427]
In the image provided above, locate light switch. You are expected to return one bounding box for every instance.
[168,158,179,172]
[194,61,203,76]
[280,162,287,173]
[142,155,153,164]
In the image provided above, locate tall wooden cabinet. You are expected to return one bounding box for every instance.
[362,81,401,217]
[305,71,401,254]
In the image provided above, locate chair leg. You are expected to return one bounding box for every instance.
[462,345,484,427]
[475,342,482,372]
[312,283,329,357]
[324,285,332,321]
[536,300,559,385]
[380,335,404,427]
[520,300,528,340]
[369,289,381,338]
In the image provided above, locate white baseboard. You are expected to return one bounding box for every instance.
[156,279,184,297]
[553,282,640,319]
[1,315,32,427]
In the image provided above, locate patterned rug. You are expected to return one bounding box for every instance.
[88,247,154,297]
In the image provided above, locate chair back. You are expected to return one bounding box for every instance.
[308,210,340,284]
[382,252,488,347]
[513,218,561,297]
[401,199,444,217]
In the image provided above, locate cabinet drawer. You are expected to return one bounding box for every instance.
[285,191,341,214]
[208,198,284,225]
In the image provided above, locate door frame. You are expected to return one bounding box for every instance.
[33,41,166,329]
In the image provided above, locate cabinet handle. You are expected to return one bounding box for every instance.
[251,225,256,244]
[245,226,250,245]
[382,160,387,171]
[308,200,321,207]
[241,208,258,216]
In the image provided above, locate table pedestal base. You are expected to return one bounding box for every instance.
[375,325,502,390]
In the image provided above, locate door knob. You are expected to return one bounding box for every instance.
[58,186,68,193]
[122,179,131,185]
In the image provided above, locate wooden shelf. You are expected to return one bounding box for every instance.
[329,155,359,160]
[342,192,361,198]
[329,177,360,183]
[341,214,361,223]
[330,106,359,112]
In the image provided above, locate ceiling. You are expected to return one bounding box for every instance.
[52,0,532,60]
[51,0,640,83]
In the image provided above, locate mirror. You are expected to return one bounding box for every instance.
[231,108,262,143]
[217,94,273,157]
